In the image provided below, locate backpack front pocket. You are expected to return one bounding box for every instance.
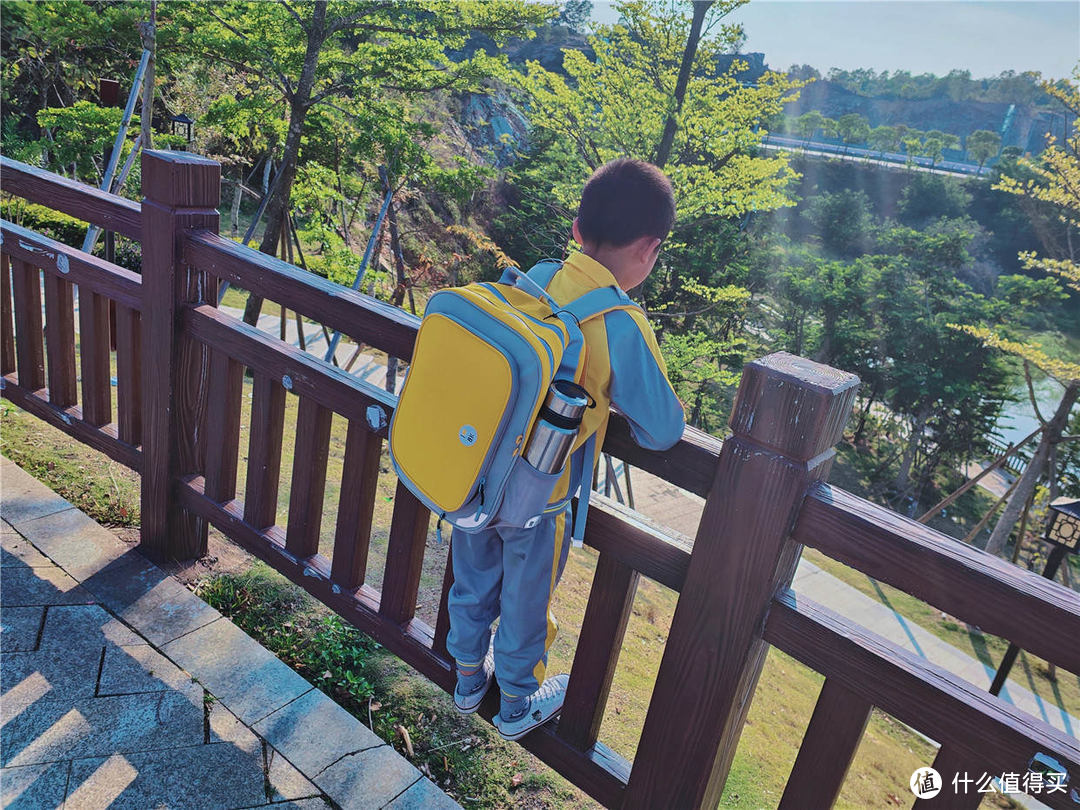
[493,455,563,530]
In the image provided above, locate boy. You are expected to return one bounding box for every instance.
[446,158,685,740]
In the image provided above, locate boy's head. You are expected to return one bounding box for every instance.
[572,158,675,291]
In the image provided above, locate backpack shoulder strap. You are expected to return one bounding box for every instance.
[562,285,642,325]
[497,261,562,308]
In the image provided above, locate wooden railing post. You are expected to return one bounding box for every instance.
[625,352,859,808]
[139,150,220,562]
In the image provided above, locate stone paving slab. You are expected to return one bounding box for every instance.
[162,617,314,727]
[1,564,95,607]
[0,606,44,652]
[314,744,423,810]
[97,643,193,696]
[253,686,385,776]
[0,760,71,810]
[0,458,460,809]
[2,682,207,768]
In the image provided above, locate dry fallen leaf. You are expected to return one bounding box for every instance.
[369,701,382,712]
[395,724,414,758]
[511,773,523,788]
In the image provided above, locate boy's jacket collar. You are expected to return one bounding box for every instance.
[563,251,620,290]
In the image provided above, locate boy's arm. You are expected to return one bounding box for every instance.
[605,308,686,451]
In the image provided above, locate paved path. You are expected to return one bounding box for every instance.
[614,465,1080,741]
[0,458,457,810]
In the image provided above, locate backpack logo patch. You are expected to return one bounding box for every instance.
[459,425,478,446]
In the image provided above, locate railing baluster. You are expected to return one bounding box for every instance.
[244,370,286,530]
[203,348,244,502]
[380,481,430,625]
[43,272,77,407]
[78,287,112,426]
[560,552,640,751]
[115,305,142,445]
[1,254,15,375]
[913,745,983,810]
[778,678,872,809]
[11,259,45,390]
[285,396,333,559]
[331,419,382,590]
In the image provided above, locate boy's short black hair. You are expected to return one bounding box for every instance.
[576,158,676,248]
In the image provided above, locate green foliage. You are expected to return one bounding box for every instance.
[36,101,130,183]
[823,66,1049,105]
[966,129,1002,168]
[898,174,972,227]
[802,189,874,257]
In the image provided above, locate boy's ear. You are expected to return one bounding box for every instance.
[637,236,662,262]
[571,218,584,246]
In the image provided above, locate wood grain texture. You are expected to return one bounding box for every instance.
[625,353,859,809]
[184,304,396,429]
[778,677,871,810]
[1,254,15,375]
[560,552,640,751]
[795,484,1080,675]
[1,375,140,470]
[602,419,721,499]
[78,288,111,426]
[0,156,141,239]
[285,396,333,559]
[331,419,381,590]
[184,230,420,361]
[379,480,430,625]
[203,348,244,502]
[244,371,287,530]
[11,259,45,391]
[42,273,77,407]
[765,589,1080,810]
[115,305,142,445]
[584,498,690,592]
[138,150,219,562]
[1,220,141,309]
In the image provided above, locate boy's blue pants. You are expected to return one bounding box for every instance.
[446,506,572,699]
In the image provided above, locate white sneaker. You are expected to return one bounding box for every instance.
[494,674,569,741]
[453,641,495,714]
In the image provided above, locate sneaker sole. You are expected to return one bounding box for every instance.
[495,708,562,741]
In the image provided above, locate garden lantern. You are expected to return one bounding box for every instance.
[170,113,194,144]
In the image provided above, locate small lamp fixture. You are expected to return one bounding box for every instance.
[170,113,194,144]
[1046,497,1080,552]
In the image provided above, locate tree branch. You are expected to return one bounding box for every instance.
[278,0,307,31]
[204,8,294,97]
[1024,359,1049,425]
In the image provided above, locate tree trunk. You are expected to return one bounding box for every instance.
[984,382,1079,555]
[230,176,243,237]
[653,0,713,169]
[895,405,930,495]
[242,0,327,326]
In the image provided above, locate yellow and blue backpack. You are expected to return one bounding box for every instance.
[389,260,640,545]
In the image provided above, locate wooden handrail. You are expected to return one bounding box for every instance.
[795,483,1080,674]
[0,219,142,309]
[0,155,142,239]
[765,590,1080,810]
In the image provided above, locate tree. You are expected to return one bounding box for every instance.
[834,112,869,155]
[557,0,592,33]
[801,189,873,257]
[868,124,901,156]
[794,110,825,146]
[171,0,550,325]
[966,129,1001,172]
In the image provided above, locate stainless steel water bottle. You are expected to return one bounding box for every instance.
[524,380,590,473]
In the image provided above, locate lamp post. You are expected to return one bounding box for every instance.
[989,497,1079,696]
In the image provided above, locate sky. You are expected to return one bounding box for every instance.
[590,1,1079,79]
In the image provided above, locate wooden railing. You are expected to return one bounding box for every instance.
[2,150,1077,809]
